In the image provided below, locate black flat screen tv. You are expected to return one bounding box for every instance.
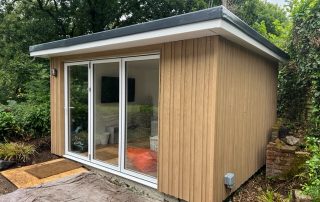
[101,77,135,103]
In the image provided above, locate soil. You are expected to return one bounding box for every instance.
[227,167,302,201]
[0,174,16,195]
[15,136,59,167]
[0,136,59,196]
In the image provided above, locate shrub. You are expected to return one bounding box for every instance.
[0,111,21,141]
[257,190,290,202]
[302,136,320,200]
[12,103,50,139]
[0,101,50,142]
[0,142,36,162]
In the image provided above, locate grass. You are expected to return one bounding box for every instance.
[0,142,36,162]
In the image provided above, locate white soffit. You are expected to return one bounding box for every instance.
[30,19,284,62]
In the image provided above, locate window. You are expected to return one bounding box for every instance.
[65,55,159,186]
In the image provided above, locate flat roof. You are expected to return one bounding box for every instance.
[29,6,288,61]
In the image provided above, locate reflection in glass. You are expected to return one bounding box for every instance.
[125,59,159,178]
[93,62,119,165]
[68,65,88,156]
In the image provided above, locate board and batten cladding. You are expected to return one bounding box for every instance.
[158,36,219,202]
[212,37,278,201]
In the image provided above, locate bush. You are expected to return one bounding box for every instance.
[12,103,50,139]
[0,142,36,162]
[302,136,320,200]
[0,101,50,141]
[258,189,291,202]
[0,111,21,141]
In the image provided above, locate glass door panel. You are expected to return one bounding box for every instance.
[93,61,120,166]
[67,64,89,157]
[124,58,159,178]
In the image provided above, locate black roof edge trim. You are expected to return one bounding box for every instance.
[29,6,289,60]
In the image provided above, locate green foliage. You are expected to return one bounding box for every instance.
[233,0,290,49]
[0,142,36,162]
[303,136,320,201]
[258,189,291,202]
[0,111,20,141]
[13,103,50,139]
[278,66,309,122]
[0,101,50,141]
[0,0,217,142]
[277,0,320,134]
[116,0,209,27]
[0,0,291,145]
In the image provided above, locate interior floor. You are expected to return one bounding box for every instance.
[93,136,157,178]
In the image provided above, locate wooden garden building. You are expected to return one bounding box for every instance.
[29,6,288,202]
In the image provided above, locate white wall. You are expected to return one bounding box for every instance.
[94,59,159,106]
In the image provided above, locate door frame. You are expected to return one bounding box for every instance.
[64,54,159,187]
[90,58,121,172]
[120,54,159,184]
[64,61,91,162]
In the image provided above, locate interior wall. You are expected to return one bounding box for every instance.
[94,59,159,106]
[126,59,159,106]
[213,37,278,201]
[94,62,119,104]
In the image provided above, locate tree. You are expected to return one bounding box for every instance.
[233,0,290,49]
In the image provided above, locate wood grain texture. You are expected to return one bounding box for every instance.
[212,37,278,201]
[50,57,65,155]
[158,36,218,202]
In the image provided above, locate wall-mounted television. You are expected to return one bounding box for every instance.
[101,76,135,103]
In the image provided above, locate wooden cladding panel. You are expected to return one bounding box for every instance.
[50,57,65,155]
[158,36,218,202]
[212,38,278,201]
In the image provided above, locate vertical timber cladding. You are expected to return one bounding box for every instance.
[50,57,65,155]
[158,36,219,202]
[213,38,278,201]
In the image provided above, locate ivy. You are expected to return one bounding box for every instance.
[278,0,320,134]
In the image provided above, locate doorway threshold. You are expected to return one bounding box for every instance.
[63,154,157,189]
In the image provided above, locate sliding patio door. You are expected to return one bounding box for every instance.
[92,59,121,169]
[65,55,159,184]
[122,56,159,180]
[65,62,90,159]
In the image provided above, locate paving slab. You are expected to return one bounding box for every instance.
[1,159,88,188]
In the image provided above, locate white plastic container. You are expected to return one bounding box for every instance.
[150,136,158,151]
